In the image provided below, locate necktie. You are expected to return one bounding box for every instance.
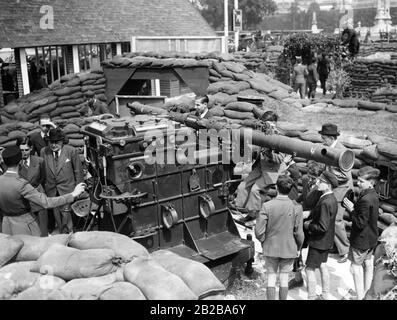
[23,159,29,168]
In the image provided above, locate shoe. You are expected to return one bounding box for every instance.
[288,278,304,290]
[338,254,348,263]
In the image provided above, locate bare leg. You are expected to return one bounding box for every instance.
[279,272,289,300]
[267,272,277,300]
[305,267,317,300]
[319,263,330,300]
[350,263,365,300]
[363,259,374,293]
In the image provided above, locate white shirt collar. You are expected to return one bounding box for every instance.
[53,150,61,157]
[320,190,333,198]
[200,108,209,119]
[23,157,30,167]
[41,131,45,139]
[330,140,338,148]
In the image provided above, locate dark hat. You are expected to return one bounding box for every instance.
[2,146,22,167]
[358,166,380,180]
[318,123,340,136]
[47,127,65,142]
[319,171,339,189]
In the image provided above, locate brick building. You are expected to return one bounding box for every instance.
[0,0,217,105]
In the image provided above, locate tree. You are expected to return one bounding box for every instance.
[290,1,299,30]
[190,0,277,30]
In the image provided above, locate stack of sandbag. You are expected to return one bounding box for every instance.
[0,69,107,127]
[359,43,397,57]
[0,121,40,148]
[345,58,397,99]
[0,231,224,300]
[371,87,397,105]
[62,123,84,148]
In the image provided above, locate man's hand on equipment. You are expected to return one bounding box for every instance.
[72,183,86,198]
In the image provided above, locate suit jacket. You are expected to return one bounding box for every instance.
[326,141,354,202]
[0,172,74,217]
[350,188,379,251]
[18,156,45,189]
[40,145,84,196]
[18,155,46,213]
[307,193,338,250]
[255,195,304,259]
[29,131,47,156]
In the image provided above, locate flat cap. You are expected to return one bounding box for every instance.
[319,171,339,189]
[2,145,22,166]
[358,166,380,180]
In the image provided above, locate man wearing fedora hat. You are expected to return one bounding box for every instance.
[29,114,56,156]
[319,123,353,263]
[40,127,84,234]
[0,146,86,236]
[304,170,339,300]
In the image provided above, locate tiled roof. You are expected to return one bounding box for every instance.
[0,0,215,48]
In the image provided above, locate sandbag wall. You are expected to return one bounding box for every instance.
[359,43,397,57]
[0,70,107,150]
[232,46,283,72]
[344,58,397,99]
[0,231,225,300]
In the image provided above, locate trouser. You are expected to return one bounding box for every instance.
[54,191,73,233]
[334,202,350,256]
[236,181,272,216]
[319,75,328,94]
[2,213,41,236]
[307,82,317,98]
[34,209,48,237]
[294,82,306,99]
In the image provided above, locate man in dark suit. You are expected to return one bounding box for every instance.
[17,137,48,236]
[29,115,56,156]
[304,171,338,300]
[41,127,84,234]
[194,95,210,119]
[343,166,380,300]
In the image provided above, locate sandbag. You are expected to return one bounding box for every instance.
[380,202,397,214]
[299,131,323,143]
[248,79,277,94]
[209,68,221,78]
[4,102,20,114]
[59,272,122,300]
[30,102,58,116]
[386,104,397,113]
[268,90,290,101]
[362,144,379,160]
[99,282,146,300]
[66,133,84,139]
[54,86,81,97]
[277,122,307,132]
[340,136,372,149]
[0,234,24,267]
[62,123,80,134]
[50,106,77,117]
[358,101,386,111]
[209,92,237,106]
[61,111,82,119]
[13,111,29,122]
[123,257,197,300]
[207,106,224,117]
[222,61,246,74]
[58,98,85,107]
[8,130,26,140]
[13,287,68,300]
[151,250,225,299]
[68,139,84,147]
[0,279,17,300]
[364,262,396,299]
[224,110,255,120]
[77,72,104,83]
[32,244,122,281]
[0,261,39,295]
[224,101,255,113]
[68,231,149,262]
[379,212,397,226]
[378,141,397,159]
[64,78,81,87]
[12,234,69,262]
[331,99,358,108]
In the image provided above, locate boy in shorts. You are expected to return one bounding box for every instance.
[343,166,380,300]
[304,171,338,300]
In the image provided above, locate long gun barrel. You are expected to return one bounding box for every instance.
[170,113,355,171]
[241,129,355,172]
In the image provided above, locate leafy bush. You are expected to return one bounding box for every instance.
[327,68,351,99]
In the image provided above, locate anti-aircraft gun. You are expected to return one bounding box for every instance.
[78,113,355,285]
